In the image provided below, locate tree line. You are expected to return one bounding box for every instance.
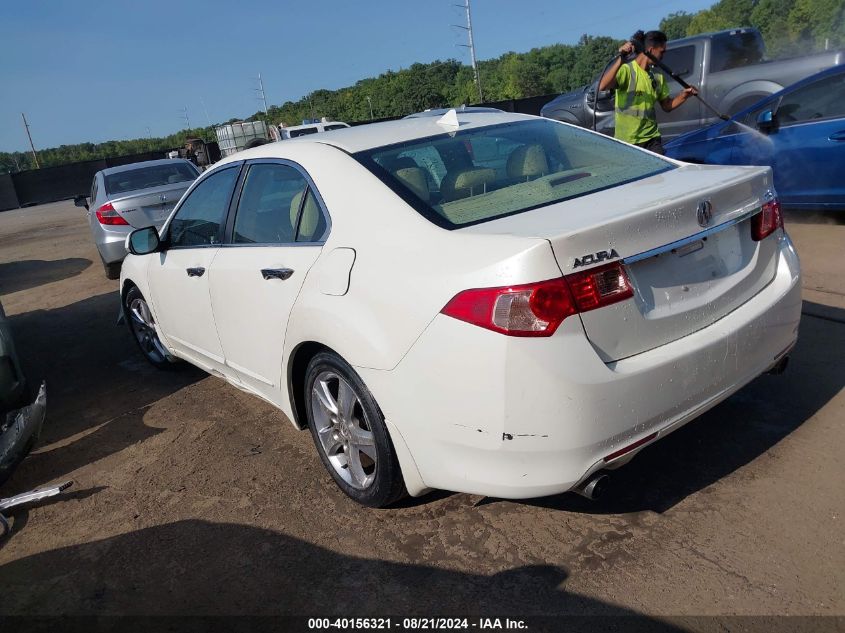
[2,0,842,174]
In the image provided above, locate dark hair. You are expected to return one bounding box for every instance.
[631,29,667,52]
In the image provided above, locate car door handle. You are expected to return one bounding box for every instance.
[261,268,294,280]
[829,131,845,141]
[186,267,206,277]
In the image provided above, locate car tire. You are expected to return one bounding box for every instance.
[305,352,406,507]
[103,260,121,280]
[124,286,174,370]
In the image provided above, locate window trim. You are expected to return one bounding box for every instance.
[221,157,332,247]
[162,162,245,251]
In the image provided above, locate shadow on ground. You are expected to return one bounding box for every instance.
[495,301,845,515]
[0,259,91,295]
[0,519,685,631]
[3,292,203,493]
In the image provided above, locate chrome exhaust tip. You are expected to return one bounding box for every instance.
[574,474,609,500]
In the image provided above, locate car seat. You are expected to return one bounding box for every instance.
[290,190,323,241]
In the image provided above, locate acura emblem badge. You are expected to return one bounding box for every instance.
[697,200,712,227]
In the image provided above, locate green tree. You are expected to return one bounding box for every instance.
[660,11,695,39]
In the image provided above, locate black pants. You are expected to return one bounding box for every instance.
[636,136,665,155]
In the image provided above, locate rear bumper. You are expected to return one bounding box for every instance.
[91,221,132,265]
[360,233,801,498]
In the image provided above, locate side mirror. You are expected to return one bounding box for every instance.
[127,227,161,256]
[74,195,89,210]
[756,109,777,133]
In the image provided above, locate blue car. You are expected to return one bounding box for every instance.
[665,64,845,211]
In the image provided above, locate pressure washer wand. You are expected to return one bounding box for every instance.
[633,42,731,121]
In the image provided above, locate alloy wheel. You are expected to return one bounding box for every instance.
[310,370,377,490]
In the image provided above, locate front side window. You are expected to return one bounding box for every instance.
[233,164,308,244]
[354,119,673,229]
[105,162,199,195]
[168,166,239,248]
[774,72,845,125]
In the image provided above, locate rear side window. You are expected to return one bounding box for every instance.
[233,164,308,244]
[288,127,318,137]
[353,119,673,229]
[323,124,349,131]
[710,31,764,73]
[105,162,198,195]
[169,167,239,248]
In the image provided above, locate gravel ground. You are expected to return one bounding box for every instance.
[0,201,842,629]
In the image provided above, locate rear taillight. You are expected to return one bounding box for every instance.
[565,261,634,312]
[440,261,633,337]
[751,197,782,241]
[95,202,128,226]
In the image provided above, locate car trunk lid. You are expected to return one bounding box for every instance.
[460,164,780,361]
[107,182,192,229]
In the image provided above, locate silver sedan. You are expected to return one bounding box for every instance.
[75,159,200,278]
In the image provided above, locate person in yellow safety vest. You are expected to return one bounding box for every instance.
[599,30,698,155]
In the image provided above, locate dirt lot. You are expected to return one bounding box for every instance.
[0,201,843,627]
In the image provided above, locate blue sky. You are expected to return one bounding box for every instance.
[1,0,715,152]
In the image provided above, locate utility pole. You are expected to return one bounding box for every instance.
[20,113,41,169]
[145,126,152,139]
[366,95,374,120]
[453,0,483,103]
[181,106,190,130]
[255,73,269,116]
[200,96,213,127]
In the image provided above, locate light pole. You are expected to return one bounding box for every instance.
[366,95,374,120]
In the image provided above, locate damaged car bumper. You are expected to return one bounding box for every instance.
[0,382,47,485]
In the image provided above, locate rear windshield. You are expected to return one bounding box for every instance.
[353,119,674,229]
[105,162,198,195]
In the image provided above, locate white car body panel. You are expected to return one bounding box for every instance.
[118,112,802,500]
[209,244,322,403]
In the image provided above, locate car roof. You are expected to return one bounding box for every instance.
[403,106,505,119]
[223,111,533,160]
[100,158,194,176]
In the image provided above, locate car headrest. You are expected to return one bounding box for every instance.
[507,144,549,179]
[394,167,430,202]
[440,167,496,202]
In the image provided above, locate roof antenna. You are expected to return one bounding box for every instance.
[437,108,460,129]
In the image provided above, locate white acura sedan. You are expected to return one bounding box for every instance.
[120,111,801,507]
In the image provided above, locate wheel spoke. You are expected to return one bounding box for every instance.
[347,446,369,488]
[313,377,338,417]
[130,306,150,327]
[349,423,374,447]
[336,379,356,425]
[358,442,378,462]
[317,424,342,455]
